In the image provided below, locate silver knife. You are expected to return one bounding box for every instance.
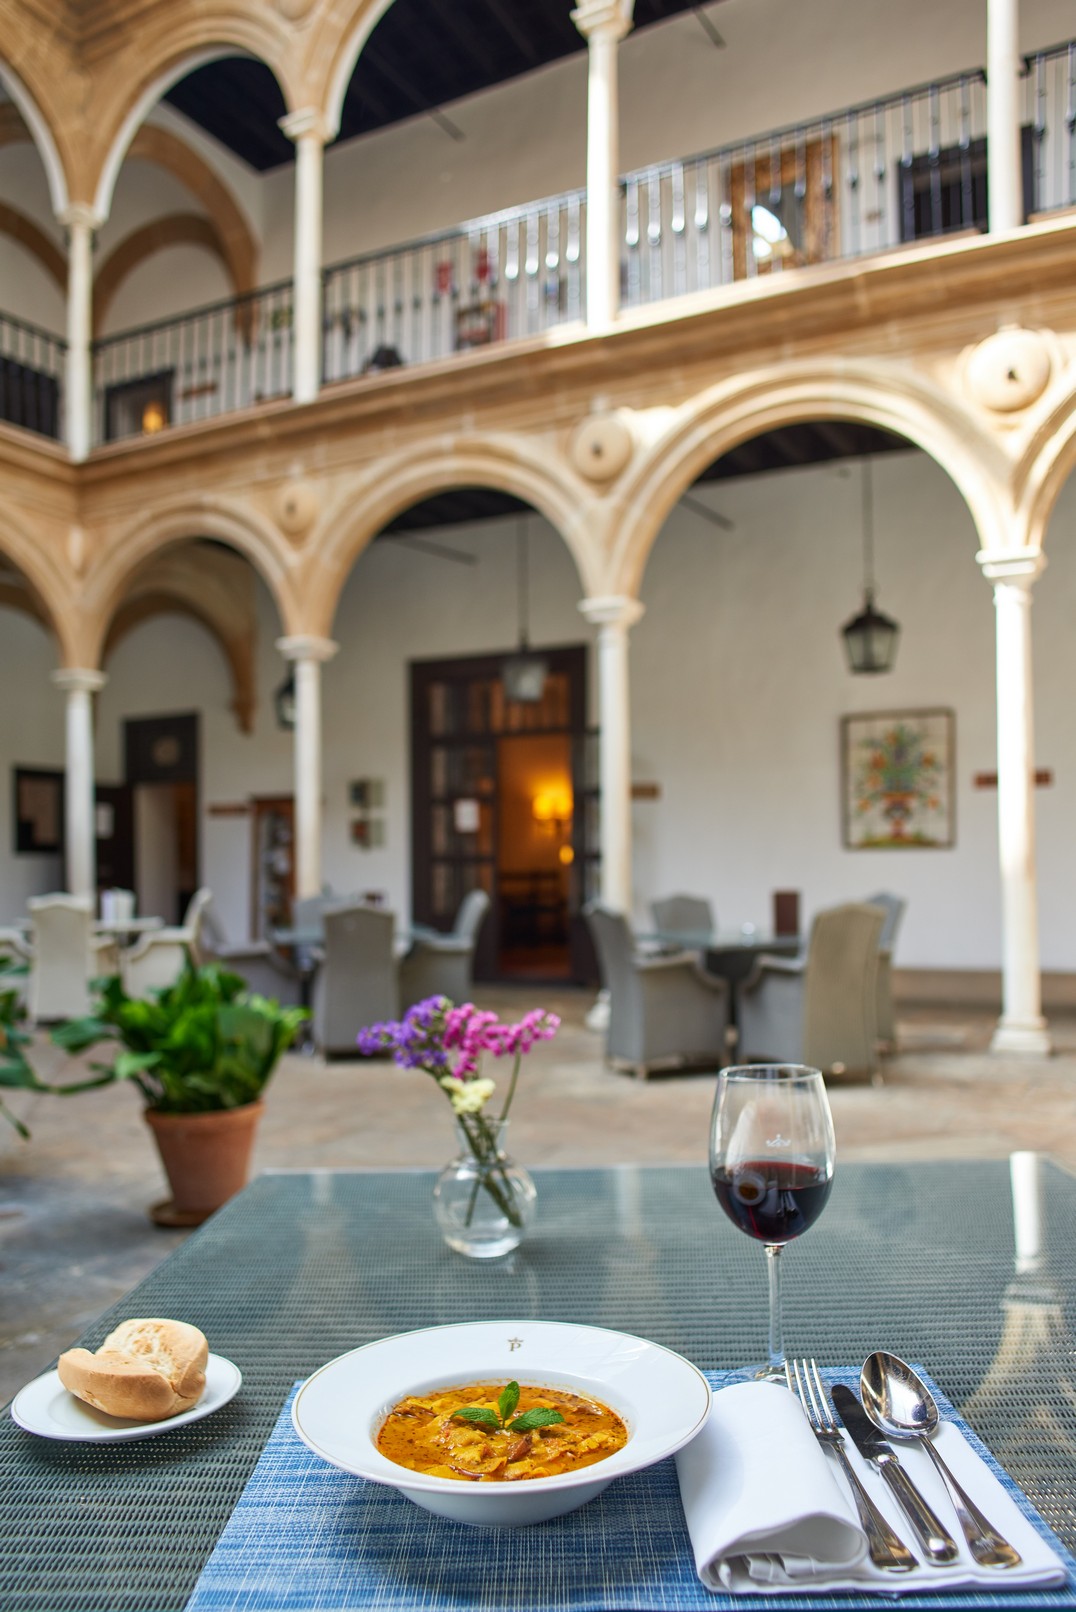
[831,1385,959,1565]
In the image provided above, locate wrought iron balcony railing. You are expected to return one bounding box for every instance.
[0,311,65,441]
[31,36,1063,446]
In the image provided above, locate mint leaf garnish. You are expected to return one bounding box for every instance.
[498,1381,520,1423]
[450,1407,500,1429]
[508,1407,565,1432]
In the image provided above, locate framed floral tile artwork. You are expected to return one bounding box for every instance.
[841,708,955,849]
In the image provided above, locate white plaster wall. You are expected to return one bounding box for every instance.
[97,243,233,337]
[4,452,1076,970]
[0,608,64,915]
[0,236,64,331]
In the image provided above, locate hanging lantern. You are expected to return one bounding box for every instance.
[841,457,900,674]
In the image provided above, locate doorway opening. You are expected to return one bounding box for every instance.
[123,713,200,924]
[410,645,598,983]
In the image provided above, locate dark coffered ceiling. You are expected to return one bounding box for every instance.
[165,0,715,171]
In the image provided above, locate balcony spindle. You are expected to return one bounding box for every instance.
[693,158,710,290]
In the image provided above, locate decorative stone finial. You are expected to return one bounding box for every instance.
[569,410,634,483]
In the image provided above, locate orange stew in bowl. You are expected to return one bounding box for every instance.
[377,1383,629,1482]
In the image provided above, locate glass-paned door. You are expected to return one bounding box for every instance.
[411,646,597,983]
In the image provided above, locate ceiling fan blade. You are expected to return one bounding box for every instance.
[679,492,734,530]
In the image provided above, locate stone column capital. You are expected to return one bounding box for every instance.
[977,550,1047,589]
[52,667,107,694]
[571,0,635,44]
[276,634,338,664]
[279,108,329,145]
[578,594,645,630]
[57,201,103,233]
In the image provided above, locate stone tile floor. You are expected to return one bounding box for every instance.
[3,985,1075,1406]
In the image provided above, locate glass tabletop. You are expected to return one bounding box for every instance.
[2,1159,1074,1610]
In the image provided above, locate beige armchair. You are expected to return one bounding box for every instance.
[121,887,212,998]
[311,905,398,1057]
[738,901,886,1081]
[865,891,907,1051]
[26,894,120,1022]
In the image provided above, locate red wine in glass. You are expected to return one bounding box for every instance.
[710,1158,833,1243]
[709,1065,836,1379]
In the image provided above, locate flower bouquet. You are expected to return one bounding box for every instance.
[357,996,559,1257]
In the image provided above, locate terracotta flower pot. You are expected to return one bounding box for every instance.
[144,1100,264,1227]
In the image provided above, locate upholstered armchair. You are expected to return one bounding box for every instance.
[398,889,490,1009]
[737,901,886,1081]
[584,902,729,1079]
[650,894,715,938]
[26,894,120,1021]
[311,905,398,1057]
[121,887,212,998]
[198,895,303,1007]
[865,891,907,1051]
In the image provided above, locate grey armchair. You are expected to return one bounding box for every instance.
[311,904,398,1057]
[737,901,886,1081]
[650,894,715,938]
[865,891,907,1051]
[584,902,730,1079]
[399,889,490,1008]
[199,895,303,1007]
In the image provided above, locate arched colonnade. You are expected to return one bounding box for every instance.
[7,346,1076,1051]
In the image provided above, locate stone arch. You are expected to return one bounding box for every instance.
[0,202,65,289]
[102,545,258,733]
[1011,377,1076,555]
[82,497,302,667]
[307,439,597,639]
[608,362,1011,596]
[94,214,235,334]
[315,0,398,140]
[91,21,297,221]
[0,62,70,216]
[0,508,80,666]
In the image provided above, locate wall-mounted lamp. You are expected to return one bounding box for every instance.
[532,785,573,830]
[841,456,900,674]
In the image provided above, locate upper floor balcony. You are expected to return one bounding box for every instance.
[1,26,1074,453]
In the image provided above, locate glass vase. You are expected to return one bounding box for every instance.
[433,1117,537,1258]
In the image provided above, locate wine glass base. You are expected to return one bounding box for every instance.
[754,1363,788,1384]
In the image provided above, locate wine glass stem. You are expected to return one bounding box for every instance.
[765,1242,784,1376]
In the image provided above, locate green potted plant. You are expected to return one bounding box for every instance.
[1,961,306,1226]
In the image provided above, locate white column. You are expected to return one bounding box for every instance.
[572,0,634,329]
[276,635,338,899]
[51,668,106,898]
[978,551,1050,1054]
[59,205,97,460]
[280,110,327,405]
[987,0,1023,233]
[579,595,644,912]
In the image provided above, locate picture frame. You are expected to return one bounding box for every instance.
[840,708,955,849]
[13,766,64,854]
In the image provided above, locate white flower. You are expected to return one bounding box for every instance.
[447,1077,496,1115]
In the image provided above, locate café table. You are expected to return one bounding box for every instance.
[2,1157,1075,1611]
[642,927,802,1029]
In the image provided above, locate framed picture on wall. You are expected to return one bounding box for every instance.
[13,766,64,854]
[841,708,955,849]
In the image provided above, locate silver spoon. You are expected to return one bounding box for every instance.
[861,1352,1022,1569]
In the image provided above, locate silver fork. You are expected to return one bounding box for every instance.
[787,1359,919,1573]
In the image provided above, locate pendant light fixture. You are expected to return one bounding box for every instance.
[273,669,297,730]
[841,455,900,674]
[502,516,548,703]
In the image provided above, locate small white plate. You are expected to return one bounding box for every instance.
[9,1352,242,1442]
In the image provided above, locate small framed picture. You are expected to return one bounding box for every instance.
[841,708,955,849]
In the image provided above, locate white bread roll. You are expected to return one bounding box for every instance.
[57,1317,209,1421]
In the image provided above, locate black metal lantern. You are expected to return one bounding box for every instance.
[503,516,548,704]
[274,669,297,730]
[841,457,900,674]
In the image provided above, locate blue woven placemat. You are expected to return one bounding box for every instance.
[184,1370,1076,1612]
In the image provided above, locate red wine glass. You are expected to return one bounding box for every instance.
[709,1064,836,1381]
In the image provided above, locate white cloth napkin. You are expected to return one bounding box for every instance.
[675,1379,1070,1595]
